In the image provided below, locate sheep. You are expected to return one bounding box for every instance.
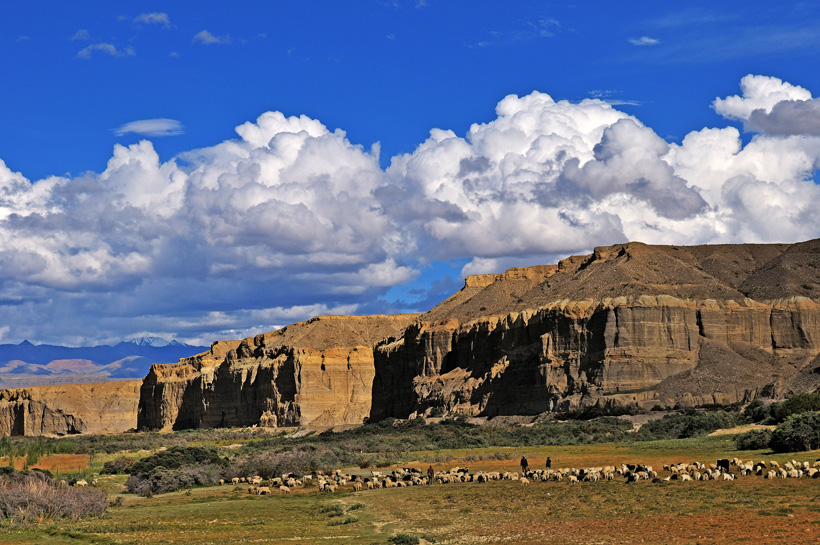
[279,485,291,494]
[75,480,88,488]
[680,474,692,482]
[567,475,578,484]
[231,477,240,485]
[520,477,530,486]
[257,486,271,495]
[248,486,258,494]
[353,482,363,491]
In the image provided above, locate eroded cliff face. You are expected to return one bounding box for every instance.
[138,239,820,429]
[138,314,418,431]
[0,380,141,436]
[371,240,820,420]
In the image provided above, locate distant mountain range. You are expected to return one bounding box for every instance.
[0,338,208,389]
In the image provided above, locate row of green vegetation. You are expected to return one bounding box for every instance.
[3,392,819,499]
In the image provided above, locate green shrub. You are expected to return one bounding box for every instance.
[636,411,738,441]
[129,446,222,475]
[769,411,820,453]
[734,429,772,450]
[773,393,820,423]
[101,457,135,474]
[327,515,358,526]
[742,400,776,424]
[388,534,420,545]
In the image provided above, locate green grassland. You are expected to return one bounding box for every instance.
[2,434,820,545]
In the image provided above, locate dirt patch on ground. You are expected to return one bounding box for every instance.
[0,454,90,473]
[708,424,775,436]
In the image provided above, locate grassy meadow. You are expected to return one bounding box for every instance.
[1,432,819,545]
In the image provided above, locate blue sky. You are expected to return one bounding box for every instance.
[1,1,820,345]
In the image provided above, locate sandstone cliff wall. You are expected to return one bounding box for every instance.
[371,296,820,419]
[138,314,418,431]
[137,239,820,429]
[0,380,141,436]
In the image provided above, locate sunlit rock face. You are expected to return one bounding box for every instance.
[139,239,820,430]
[371,240,820,420]
[0,381,141,436]
[137,314,419,431]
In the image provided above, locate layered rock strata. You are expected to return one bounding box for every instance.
[138,239,820,430]
[138,314,418,431]
[371,240,820,419]
[0,380,141,436]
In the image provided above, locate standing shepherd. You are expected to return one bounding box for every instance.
[427,465,435,485]
[520,455,529,474]
[546,457,552,470]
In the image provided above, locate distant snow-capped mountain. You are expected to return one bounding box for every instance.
[129,336,186,348]
[0,339,209,388]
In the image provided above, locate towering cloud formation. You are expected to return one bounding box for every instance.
[1,75,819,344]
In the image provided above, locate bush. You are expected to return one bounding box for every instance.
[129,446,222,475]
[0,470,107,524]
[734,429,772,450]
[389,534,420,545]
[125,463,223,496]
[769,411,820,453]
[742,400,775,424]
[101,457,135,474]
[636,411,738,441]
[773,393,820,423]
[327,515,358,526]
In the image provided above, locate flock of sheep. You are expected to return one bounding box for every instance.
[220,455,820,497]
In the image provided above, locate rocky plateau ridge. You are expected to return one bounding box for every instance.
[6,239,820,435]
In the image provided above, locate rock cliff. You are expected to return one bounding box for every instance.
[371,240,820,419]
[138,239,820,430]
[138,314,419,431]
[0,380,141,436]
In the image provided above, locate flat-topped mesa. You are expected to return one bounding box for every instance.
[370,239,820,421]
[0,381,141,436]
[137,314,420,431]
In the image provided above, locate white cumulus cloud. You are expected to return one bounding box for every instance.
[1,74,820,344]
